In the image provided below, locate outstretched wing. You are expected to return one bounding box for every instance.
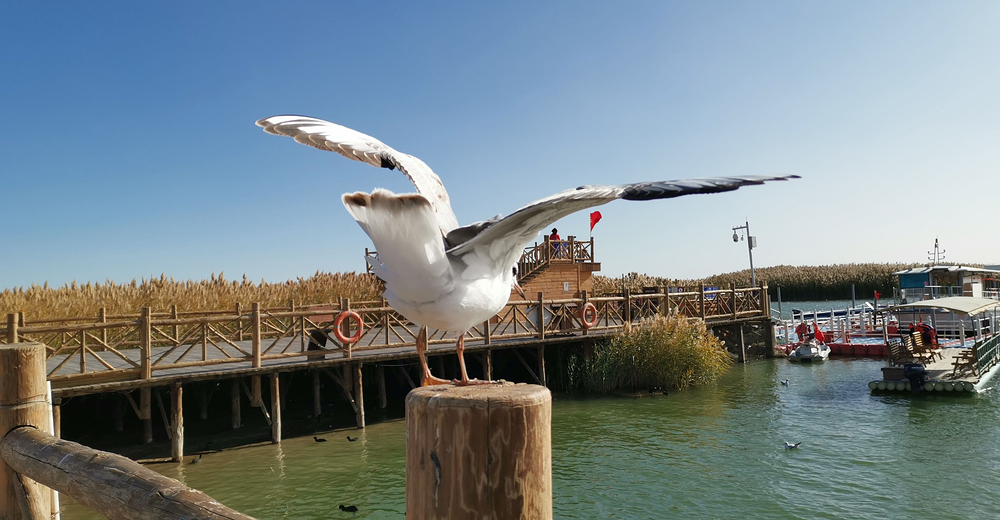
[447,175,798,280]
[256,115,460,233]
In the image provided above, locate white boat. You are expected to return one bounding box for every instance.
[788,340,830,362]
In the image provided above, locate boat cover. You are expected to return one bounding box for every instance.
[882,296,1000,316]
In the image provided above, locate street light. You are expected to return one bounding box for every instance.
[731,220,756,286]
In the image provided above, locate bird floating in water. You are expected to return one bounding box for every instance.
[346,435,358,442]
[313,436,327,443]
[339,504,359,515]
[784,442,801,449]
[257,115,799,386]
[189,454,203,464]
[780,379,789,386]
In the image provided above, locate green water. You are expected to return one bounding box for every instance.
[62,359,1000,519]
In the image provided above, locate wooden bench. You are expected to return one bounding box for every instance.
[908,333,941,363]
[951,347,978,378]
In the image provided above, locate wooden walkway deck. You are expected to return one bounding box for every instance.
[5,285,772,398]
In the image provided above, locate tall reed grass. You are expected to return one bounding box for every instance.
[565,315,732,393]
[592,262,951,301]
[0,271,382,320]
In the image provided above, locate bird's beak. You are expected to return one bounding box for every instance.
[514,279,526,299]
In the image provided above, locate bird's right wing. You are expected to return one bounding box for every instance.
[447,175,798,280]
[257,115,460,233]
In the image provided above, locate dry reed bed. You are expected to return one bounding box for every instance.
[1,271,382,321]
[592,262,948,300]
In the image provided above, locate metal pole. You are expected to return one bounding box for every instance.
[745,220,755,287]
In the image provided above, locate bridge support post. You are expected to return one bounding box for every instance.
[0,342,52,520]
[312,370,322,418]
[270,374,281,444]
[140,388,152,444]
[484,350,493,380]
[377,365,387,409]
[170,383,183,462]
[405,384,551,520]
[353,364,365,429]
[231,379,241,429]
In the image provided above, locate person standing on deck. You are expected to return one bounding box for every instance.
[549,228,566,258]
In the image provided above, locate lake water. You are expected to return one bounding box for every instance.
[61,359,1000,519]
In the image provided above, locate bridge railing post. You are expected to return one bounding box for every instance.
[140,307,152,380]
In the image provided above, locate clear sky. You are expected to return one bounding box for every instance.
[2,1,999,290]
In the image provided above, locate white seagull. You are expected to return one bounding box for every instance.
[256,115,798,386]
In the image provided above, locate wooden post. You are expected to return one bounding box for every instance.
[99,307,107,345]
[251,376,262,409]
[623,288,632,326]
[353,364,365,429]
[0,427,257,520]
[739,325,747,364]
[171,305,180,348]
[731,283,738,319]
[484,350,493,381]
[537,292,545,340]
[5,314,17,343]
[51,400,61,439]
[140,307,152,380]
[405,384,552,520]
[581,290,589,336]
[236,303,244,342]
[312,371,322,418]
[377,365,387,409]
[230,379,241,429]
[170,383,183,462]
[568,236,575,263]
[0,342,52,520]
[538,346,546,387]
[269,374,281,443]
[483,320,491,345]
[341,298,353,358]
[700,284,707,320]
[140,387,152,444]
[251,303,261,369]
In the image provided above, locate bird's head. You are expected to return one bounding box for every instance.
[511,266,526,299]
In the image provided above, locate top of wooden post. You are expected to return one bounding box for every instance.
[0,342,47,407]
[406,382,550,409]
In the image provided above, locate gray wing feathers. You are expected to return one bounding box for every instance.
[448,174,798,269]
[257,115,460,232]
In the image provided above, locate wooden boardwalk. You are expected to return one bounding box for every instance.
[6,285,772,398]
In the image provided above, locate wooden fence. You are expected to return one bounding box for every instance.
[2,285,768,390]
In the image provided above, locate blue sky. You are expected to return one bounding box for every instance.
[2,1,998,290]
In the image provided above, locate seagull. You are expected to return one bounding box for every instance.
[780,379,789,386]
[257,115,798,386]
[784,442,801,449]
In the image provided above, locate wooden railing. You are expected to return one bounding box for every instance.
[976,333,1000,374]
[2,285,768,389]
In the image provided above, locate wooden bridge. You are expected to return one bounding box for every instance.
[1,263,772,461]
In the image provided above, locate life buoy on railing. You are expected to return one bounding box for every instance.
[333,310,364,344]
[580,302,598,329]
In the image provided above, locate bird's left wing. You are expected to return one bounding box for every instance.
[257,115,460,233]
[446,175,798,279]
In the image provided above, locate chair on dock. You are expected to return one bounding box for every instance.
[951,347,978,378]
[906,333,940,364]
[888,339,918,366]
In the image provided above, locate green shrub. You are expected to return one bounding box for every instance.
[583,315,733,392]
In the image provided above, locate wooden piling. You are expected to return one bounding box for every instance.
[405,383,552,520]
[484,350,493,381]
[376,364,387,409]
[5,314,17,343]
[312,371,322,418]
[269,374,281,443]
[0,342,52,520]
[353,364,365,429]
[140,387,152,444]
[170,383,183,462]
[230,379,241,429]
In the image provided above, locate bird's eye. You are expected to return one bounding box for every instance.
[512,266,518,275]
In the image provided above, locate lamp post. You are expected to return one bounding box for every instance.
[731,221,756,286]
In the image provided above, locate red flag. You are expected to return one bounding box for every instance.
[874,290,881,300]
[590,211,602,231]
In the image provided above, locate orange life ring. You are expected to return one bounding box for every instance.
[333,310,364,344]
[580,302,598,329]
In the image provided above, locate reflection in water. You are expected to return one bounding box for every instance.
[63,359,1000,519]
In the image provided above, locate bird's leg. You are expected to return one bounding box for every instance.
[453,333,494,386]
[417,326,449,386]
